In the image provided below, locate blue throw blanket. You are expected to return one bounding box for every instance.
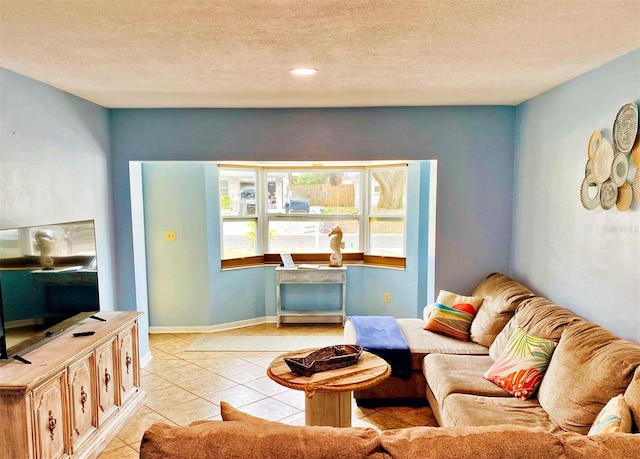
[349,315,412,380]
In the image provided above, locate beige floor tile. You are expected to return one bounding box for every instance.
[203,384,267,407]
[97,444,139,459]
[218,361,268,383]
[244,375,291,396]
[150,339,192,355]
[144,385,199,411]
[144,357,189,375]
[156,397,220,426]
[175,373,238,399]
[278,411,306,426]
[188,355,248,371]
[272,388,306,410]
[116,411,175,445]
[239,397,301,422]
[102,436,126,452]
[160,362,215,384]
[141,372,174,392]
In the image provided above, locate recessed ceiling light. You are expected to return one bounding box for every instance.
[289,67,318,76]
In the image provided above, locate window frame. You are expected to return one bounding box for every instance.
[219,163,407,269]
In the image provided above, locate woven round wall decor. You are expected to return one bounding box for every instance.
[587,130,602,160]
[592,139,614,184]
[613,103,639,154]
[580,174,600,210]
[632,137,640,169]
[634,169,640,205]
[610,153,630,187]
[616,182,632,211]
[600,179,618,210]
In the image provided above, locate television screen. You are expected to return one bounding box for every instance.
[0,219,99,360]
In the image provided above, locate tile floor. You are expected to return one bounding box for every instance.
[98,323,437,458]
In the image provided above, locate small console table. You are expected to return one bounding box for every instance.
[275,266,347,327]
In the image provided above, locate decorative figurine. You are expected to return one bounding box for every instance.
[34,230,55,269]
[328,225,345,267]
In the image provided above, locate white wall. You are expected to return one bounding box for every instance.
[512,49,640,342]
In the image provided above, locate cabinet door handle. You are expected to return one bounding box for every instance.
[48,410,57,440]
[80,385,87,413]
[125,352,132,374]
[104,368,111,392]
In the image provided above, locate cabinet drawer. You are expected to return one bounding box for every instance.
[278,270,344,283]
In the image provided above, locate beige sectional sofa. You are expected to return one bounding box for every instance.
[140,273,640,457]
[345,273,640,436]
[140,402,640,458]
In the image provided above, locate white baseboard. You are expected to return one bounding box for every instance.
[139,350,153,368]
[148,316,277,334]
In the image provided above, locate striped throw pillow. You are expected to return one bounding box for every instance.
[423,290,483,341]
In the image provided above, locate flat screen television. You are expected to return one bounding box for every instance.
[0,219,99,361]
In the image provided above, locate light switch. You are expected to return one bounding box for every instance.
[166,231,177,241]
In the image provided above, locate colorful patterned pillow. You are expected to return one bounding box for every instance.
[483,327,557,400]
[423,290,483,341]
[587,395,632,435]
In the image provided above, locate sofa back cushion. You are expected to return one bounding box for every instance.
[489,297,578,360]
[380,425,564,459]
[538,320,640,434]
[469,273,535,347]
[140,421,384,459]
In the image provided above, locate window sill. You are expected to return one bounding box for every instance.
[221,253,405,270]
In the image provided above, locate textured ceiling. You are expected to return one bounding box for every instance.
[1,1,639,108]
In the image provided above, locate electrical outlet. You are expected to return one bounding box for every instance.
[166,231,177,242]
[384,292,390,303]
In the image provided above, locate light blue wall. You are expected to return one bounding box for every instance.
[139,160,431,327]
[512,49,640,342]
[0,68,115,313]
[111,107,516,330]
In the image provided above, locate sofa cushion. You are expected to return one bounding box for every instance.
[423,290,483,341]
[470,273,535,347]
[489,297,577,360]
[346,318,489,371]
[587,395,632,435]
[483,327,557,400]
[441,393,559,432]
[424,354,506,406]
[538,320,640,434]
[380,425,565,459]
[140,421,384,459]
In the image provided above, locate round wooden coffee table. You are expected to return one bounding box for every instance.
[267,348,390,427]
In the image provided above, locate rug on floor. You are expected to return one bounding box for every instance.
[185,334,346,352]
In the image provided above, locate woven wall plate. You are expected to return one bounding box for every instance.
[584,159,593,176]
[613,103,638,154]
[592,139,614,184]
[600,179,618,210]
[616,182,632,211]
[632,137,640,169]
[580,173,600,210]
[610,153,629,187]
[634,169,640,205]
[587,130,602,160]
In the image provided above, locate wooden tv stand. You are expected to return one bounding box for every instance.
[0,312,146,459]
